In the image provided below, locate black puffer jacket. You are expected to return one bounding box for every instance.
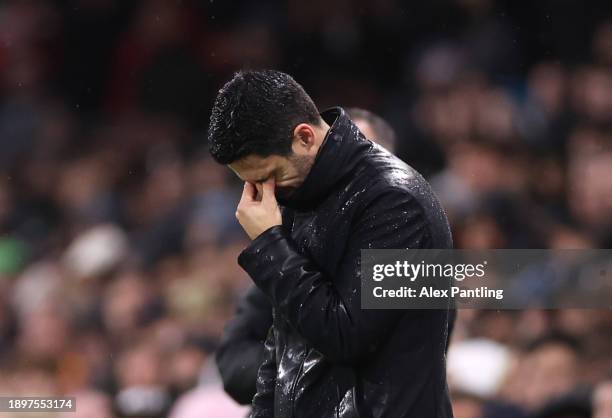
[238,107,454,418]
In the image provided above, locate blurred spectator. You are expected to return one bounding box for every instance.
[59,390,115,418]
[594,373,612,418]
[502,334,582,413]
[346,107,398,151]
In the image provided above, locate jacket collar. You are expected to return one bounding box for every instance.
[279,107,371,210]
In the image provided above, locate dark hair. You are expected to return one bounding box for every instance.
[345,107,397,152]
[207,70,321,164]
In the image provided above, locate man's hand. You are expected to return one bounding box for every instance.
[236,178,282,240]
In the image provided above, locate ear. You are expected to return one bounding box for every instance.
[292,123,316,152]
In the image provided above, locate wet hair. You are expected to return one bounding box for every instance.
[207,70,321,164]
[346,107,397,152]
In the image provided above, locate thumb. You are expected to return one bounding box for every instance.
[261,177,277,205]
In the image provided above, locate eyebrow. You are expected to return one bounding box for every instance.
[229,166,267,183]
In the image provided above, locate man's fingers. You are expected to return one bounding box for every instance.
[261,177,277,204]
[239,181,257,205]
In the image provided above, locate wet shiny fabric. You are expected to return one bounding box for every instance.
[238,107,454,418]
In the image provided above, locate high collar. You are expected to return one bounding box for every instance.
[279,107,372,211]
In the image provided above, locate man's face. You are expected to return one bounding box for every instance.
[228,122,327,202]
[229,149,315,202]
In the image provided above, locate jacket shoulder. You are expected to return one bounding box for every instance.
[352,148,453,248]
[354,147,431,199]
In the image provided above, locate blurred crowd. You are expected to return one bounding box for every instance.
[0,0,611,417]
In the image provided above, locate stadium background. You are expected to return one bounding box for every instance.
[0,0,611,417]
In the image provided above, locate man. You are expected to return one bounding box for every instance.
[215,108,400,406]
[208,70,453,418]
[346,107,397,153]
